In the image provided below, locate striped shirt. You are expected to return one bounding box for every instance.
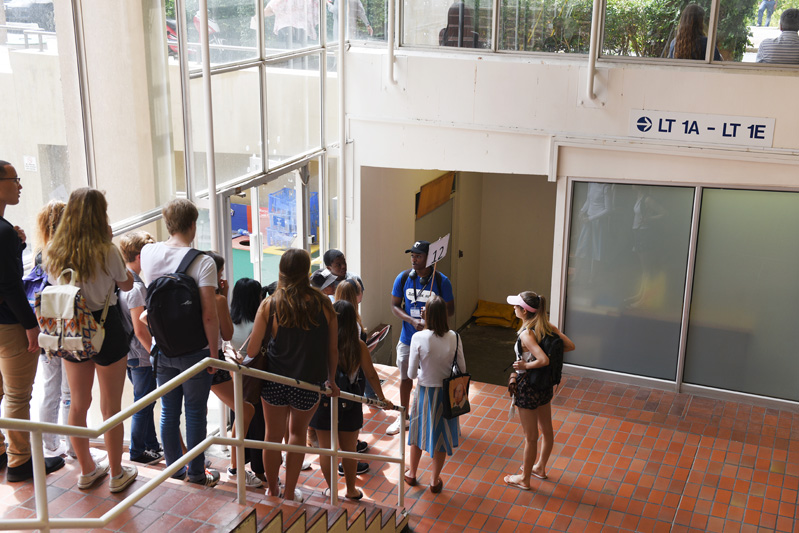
[756,31,799,64]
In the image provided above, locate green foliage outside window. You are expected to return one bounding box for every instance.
[499,0,758,60]
[165,0,762,60]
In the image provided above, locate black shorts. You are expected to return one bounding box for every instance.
[65,305,128,367]
[211,350,232,385]
[310,398,364,432]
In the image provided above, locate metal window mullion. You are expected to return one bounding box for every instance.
[491,0,499,52]
[706,0,721,63]
[71,0,95,188]
[675,186,703,390]
[176,0,195,200]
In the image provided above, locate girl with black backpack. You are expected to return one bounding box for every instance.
[504,291,575,490]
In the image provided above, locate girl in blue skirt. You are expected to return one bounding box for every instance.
[404,295,465,494]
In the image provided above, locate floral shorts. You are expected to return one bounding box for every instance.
[514,376,553,411]
[261,380,320,411]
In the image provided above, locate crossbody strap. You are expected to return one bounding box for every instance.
[450,332,461,374]
[98,284,114,326]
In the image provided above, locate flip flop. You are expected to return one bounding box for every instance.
[346,489,364,500]
[519,465,548,480]
[504,474,531,490]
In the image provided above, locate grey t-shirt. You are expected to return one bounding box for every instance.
[118,273,151,366]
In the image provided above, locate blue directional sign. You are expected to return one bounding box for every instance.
[629,110,774,148]
[636,117,652,132]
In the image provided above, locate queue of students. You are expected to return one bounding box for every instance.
[1,162,574,503]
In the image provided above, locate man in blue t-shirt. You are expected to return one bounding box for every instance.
[387,240,454,435]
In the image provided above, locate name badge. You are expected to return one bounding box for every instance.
[410,307,422,318]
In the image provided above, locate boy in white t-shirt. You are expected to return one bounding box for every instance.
[139,199,220,487]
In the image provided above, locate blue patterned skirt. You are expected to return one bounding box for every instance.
[407,385,461,456]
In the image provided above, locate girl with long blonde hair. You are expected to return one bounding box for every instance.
[503,291,575,490]
[45,188,137,493]
[32,200,72,456]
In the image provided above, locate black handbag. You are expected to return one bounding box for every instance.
[442,333,470,419]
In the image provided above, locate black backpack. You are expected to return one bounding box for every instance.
[398,269,443,311]
[517,333,564,389]
[539,334,565,388]
[145,249,207,358]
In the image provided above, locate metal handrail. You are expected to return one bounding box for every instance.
[0,357,406,532]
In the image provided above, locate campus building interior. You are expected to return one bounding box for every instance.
[2,0,799,530]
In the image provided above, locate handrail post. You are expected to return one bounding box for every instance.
[232,370,246,504]
[398,406,405,509]
[31,430,50,533]
[329,396,339,505]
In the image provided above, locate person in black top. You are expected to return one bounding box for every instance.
[0,160,65,480]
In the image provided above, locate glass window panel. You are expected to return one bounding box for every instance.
[257,171,304,283]
[717,0,782,63]
[325,49,339,146]
[95,4,180,224]
[325,0,385,41]
[260,0,321,55]
[684,189,799,401]
[1,2,82,264]
[602,1,713,59]
[403,0,491,48]
[265,54,322,165]
[190,68,262,194]
[563,182,694,380]
[499,0,591,52]
[182,0,259,66]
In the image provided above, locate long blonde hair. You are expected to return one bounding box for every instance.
[45,188,112,281]
[516,291,554,343]
[34,200,66,253]
[334,279,364,333]
[269,248,333,329]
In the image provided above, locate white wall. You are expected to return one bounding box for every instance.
[358,166,444,340]
[343,48,799,323]
[451,172,483,326]
[477,173,556,304]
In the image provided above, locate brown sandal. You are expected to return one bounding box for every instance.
[404,471,418,486]
[429,478,443,494]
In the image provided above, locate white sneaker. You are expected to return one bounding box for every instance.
[77,459,110,489]
[109,465,138,493]
[302,458,313,471]
[227,467,263,488]
[386,418,407,435]
[265,487,303,502]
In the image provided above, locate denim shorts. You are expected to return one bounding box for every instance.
[261,381,320,411]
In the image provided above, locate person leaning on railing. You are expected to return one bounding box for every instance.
[310,300,393,500]
[248,248,341,503]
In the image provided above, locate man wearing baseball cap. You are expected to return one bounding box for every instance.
[387,240,455,435]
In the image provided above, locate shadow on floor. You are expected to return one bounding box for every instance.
[458,323,517,387]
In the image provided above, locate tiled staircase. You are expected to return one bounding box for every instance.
[241,494,409,532]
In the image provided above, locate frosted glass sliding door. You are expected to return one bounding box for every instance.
[564,182,694,380]
[684,189,799,401]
